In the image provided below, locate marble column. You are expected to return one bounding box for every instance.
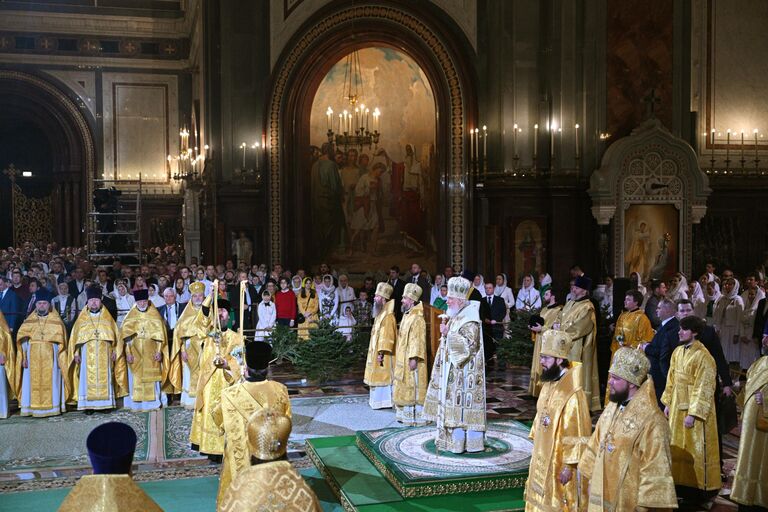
[182,181,202,264]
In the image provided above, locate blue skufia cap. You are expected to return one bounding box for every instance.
[34,288,53,303]
[86,422,137,475]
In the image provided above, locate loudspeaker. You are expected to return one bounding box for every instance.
[612,278,632,319]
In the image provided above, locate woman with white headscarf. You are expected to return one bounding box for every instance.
[666,272,689,302]
[739,283,765,369]
[430,274,445,306]
[317,274,339,320]
[538,273,552,289]
[148,284,165,309]
[494,274,516,312]
[472,274,485,295]
[111,280,135,327]
[688,279,707,319]
[516,274,541,311]
[713,277,744,364]
[291,275,303,295]
[704,279,722,325]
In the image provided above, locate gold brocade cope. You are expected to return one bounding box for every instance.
[364,299,397,387]
[556,298,601,411]
[731,355,768,507]
[218,461,322,512]
[524,365,591,512]
[660,340,721,491]
[211,380,292,507]
[120,305,168,402]
[529,305,561,397]
[0,311,15,400]
[611,308,654,353]
[297,294,319,339]
[190,329,244,455]
[171,301,211,394]
[66,308,126,403]
[578,377,677,512]
[58,474,162,512]
[393,302,428,407]
[15,313,68,410]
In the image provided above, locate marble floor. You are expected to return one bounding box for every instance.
[0,364,744,511]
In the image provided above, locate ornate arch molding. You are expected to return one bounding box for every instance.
[267,3,474,269]
[588,118,711,277]
[0,70,97,245]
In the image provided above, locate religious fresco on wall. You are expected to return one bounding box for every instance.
[624,204,679,281]
[510,218,547,286]
[307,47,437,274]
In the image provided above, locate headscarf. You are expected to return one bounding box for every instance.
[704,280,721,302]
[724,278,740,300]
[494,273,509,296]
[688,280,705,306]
[318,274,336,296]
[516,274,541,310]
[667,273,689,302]
[148,284,165,308]
[431,274,444,306]
[472,275,485,294]
[291,275,303,295]
[539,273,552,288]
[630,271,647,298]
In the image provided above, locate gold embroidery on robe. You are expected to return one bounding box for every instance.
[611,308,654,353]
[529,305,562,397]
[170,300,211,394]
[58,474,162,512]
[661,340,721,490]
[393,302,427,407]
[15,313,67,411]
[731,355,768,507]
[555,298,601,410]
[525,364,591,512]
[364,299,396,387]
[190,329,244,455]
[0,311,16,400]
[579,377,677,511]
[212,380,291,507]
[218,461,321,512]
[120,305,169,403]
[66,308,127,403]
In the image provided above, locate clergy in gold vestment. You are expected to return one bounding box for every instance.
[524,330,591,512]
[579,347,678,511]
[364,282,397,409]
[212,342,291,507]
[190,298,244,456]
[611,290,654,353]
[554,275,601,411]
[393,283,428,426]
[423,276,487,454]
[172,281,211,408]
[529,286,562,397]
[0,310,15,418]
[59,422,162,512]
[67,286,127,411]
[120,289,168,412]
[14,289,68,417]
[661,315,721,494]
[730,341,768,509]
[219,409,321,512]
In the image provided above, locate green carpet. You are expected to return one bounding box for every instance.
[0,472,345,512]
[0,410,150,472]
[162,407,202,460]
[307,436,526,511]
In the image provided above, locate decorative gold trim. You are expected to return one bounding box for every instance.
[305,440,357,512]
[268,4,466,269]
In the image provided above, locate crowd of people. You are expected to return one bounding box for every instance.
[0,242,766,511]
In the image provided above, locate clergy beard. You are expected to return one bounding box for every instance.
[137,305,148,312]
[401,303,412,314]
[540,363,562,382]
[608,387,630,404]
[89,306,101,314]
[36,309,49,316]
[372,302,382,317]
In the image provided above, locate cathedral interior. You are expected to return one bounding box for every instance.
[0,1,767,511]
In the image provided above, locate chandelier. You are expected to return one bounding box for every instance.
[170,127,206,186]
[326,49,381,150]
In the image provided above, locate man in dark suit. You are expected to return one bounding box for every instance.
[157,287,186,358]
[408,263,431,306]
[641,298,679,408]
[643,279,667,329]
[480,282,507,363]
[68,267,87,298]
[0,276,21,332]
[388,266,406,321]
[753,294,768,341]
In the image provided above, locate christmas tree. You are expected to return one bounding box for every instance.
[496,308,537,367]
[292,319,365,383]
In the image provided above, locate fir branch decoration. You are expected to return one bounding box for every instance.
[266,324,300,364]
[292,319,363,383]
[496,308,537,367]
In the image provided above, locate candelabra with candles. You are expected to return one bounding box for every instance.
[233,139,264,185]
[170,127,206,187]
[702,127,765,175]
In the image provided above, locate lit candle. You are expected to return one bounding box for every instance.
[343,110,348,133]
[512,123,518,157]
[710,128,715,162]
[575,124,580,158]
[254,142,260,171]
[726,129,731,163]
[326,107,333,131]
[241,142,247,169]
[354,107,359,132]
[755,129,760,163]
[533,124,538,159]
[549,122,556,160]
[469,127,474,165]
[338,113,343,134]
[365,108,370,131]
[741,130,745,163]
[475,129,480,162]
[482,125,487,162]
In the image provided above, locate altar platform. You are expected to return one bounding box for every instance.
[306,420,532,512]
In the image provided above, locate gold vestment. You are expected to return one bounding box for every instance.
[15,313,68,414]
[120,305,169,403]
[363,299,396,387]
[58,474,162,512]
[555,297,601,410]
[524,364,591,512]
[297,293,319,340]
[731,355,768,508]
[218,461,321,512]
[0,311,16,401]
[212,380,292,506]
[579,377,677,511]
[660,340,721,490]
[611,308,654,353]
[529,305,562,397]
[190,328,244,455]
[392,302,427,407]
[66,308,127,404]
[170,301,211,395]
